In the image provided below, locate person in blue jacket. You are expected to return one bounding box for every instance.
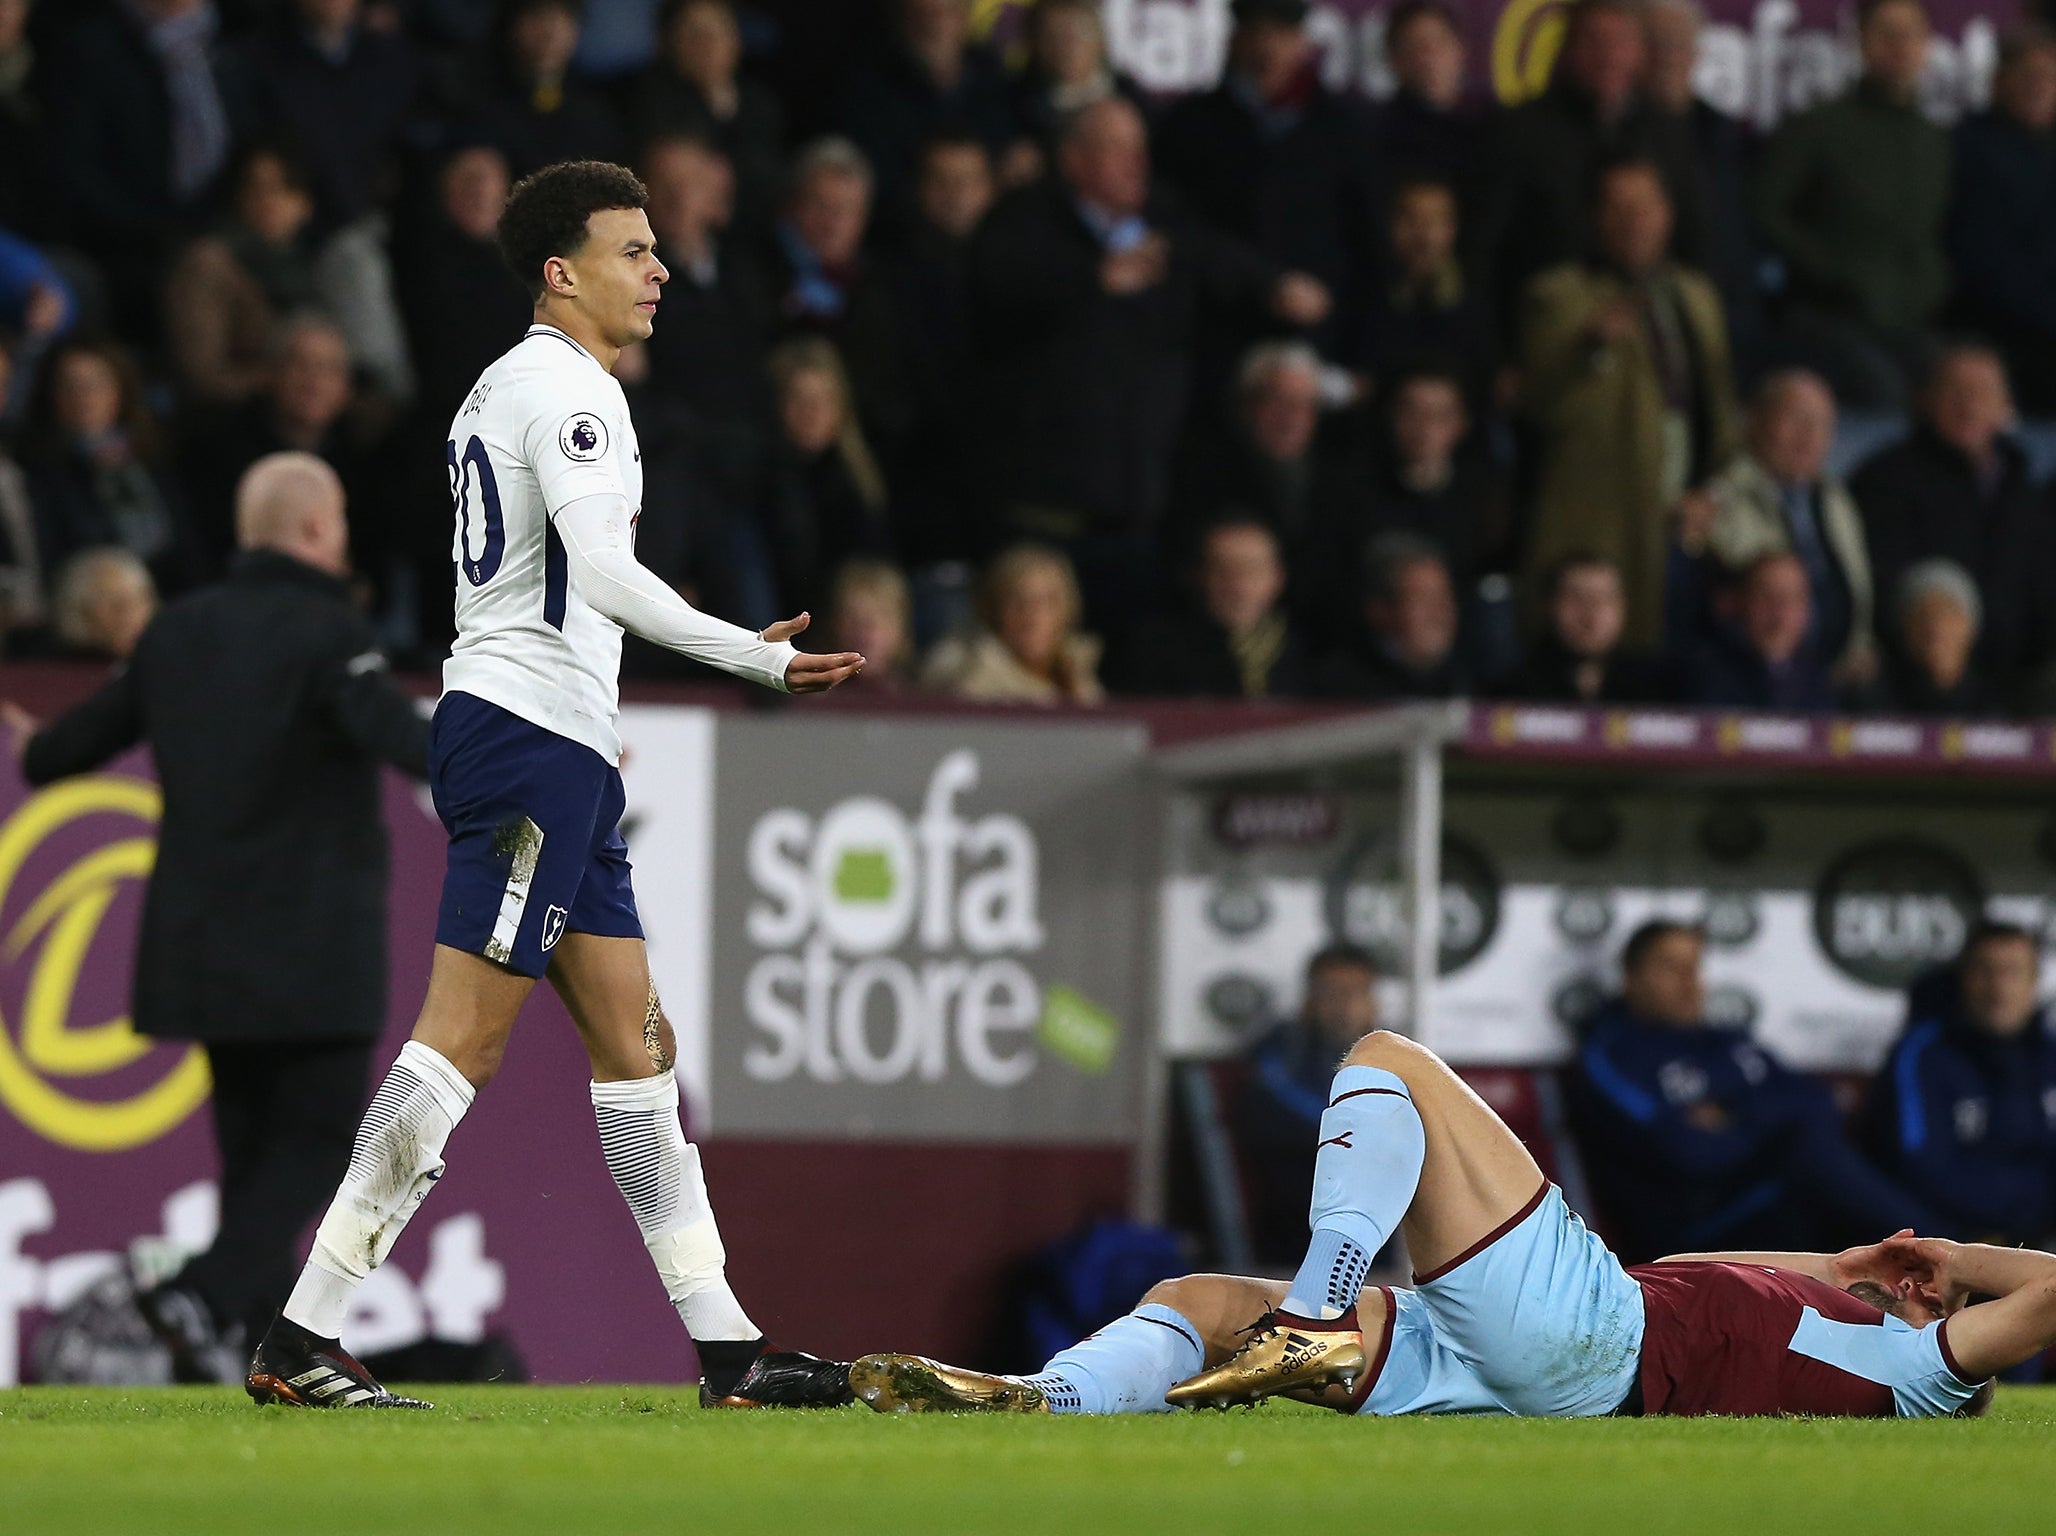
[1570,919,1940,1262]
[1871,922,2056,1247]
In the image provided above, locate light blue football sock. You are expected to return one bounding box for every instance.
[1282,1065,1425,1321]
[1023,1304,1205,1414]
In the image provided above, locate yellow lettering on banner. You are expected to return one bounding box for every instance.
[0,777,210,1152]
[1493,0,1573,105]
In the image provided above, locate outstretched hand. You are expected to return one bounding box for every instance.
[762,612,865,695]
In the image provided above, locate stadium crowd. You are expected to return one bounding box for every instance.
[4,0,2056,718]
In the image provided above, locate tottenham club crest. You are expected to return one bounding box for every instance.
[541,903,569,951]
[559,413,609,462]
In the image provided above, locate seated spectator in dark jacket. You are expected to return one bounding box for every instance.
[840,0,1021,217]
[26,338,199,592]
[1878,560,2000,716]
[639,134,773,429]
[49,546,159,663]
[1851,344,2054,699]
[1363,367,1508,587]
[967,97,1328,617]
[1754,0,1948,408]
[1948,26,2056,414]
[1502,553,1667,703]
[397,144,532,420]
[1318,533,1469,699]
[1477,0,1712,338]
[1360,177,1493,410]
[1111,517,1315,699]
[468,0,628,179]
[1007,0,1148,167]
[628,0,784,240]
[1687,552,1837,712]
[1154,0,1378,349]
[1571,920,1943,1263]
[1368,1,1481,202]
[1236,942,1383,1266]
[1870,923,2056,1247]
[1706,370,1876,688]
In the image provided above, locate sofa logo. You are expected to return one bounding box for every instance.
[0,778,210,1152]
[1813,838,1984,989]
[741,750,1118,1087]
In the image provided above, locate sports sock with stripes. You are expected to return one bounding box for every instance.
[284,1040,476,1339]
[1025,1304,1206,1414]
[590,1070,760,1347]
[1282,1065,1424,1322]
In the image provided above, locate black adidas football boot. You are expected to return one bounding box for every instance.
[245,1315,432,1409]
[699,1344,855,1409]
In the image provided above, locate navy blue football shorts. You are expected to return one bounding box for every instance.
[428,690,643,977]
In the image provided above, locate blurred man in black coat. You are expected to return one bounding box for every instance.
[4,453,429,1378]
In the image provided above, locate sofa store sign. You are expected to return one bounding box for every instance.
[705,717,1151,1143]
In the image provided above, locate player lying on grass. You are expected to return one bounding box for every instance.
[853,1031,2056,1418]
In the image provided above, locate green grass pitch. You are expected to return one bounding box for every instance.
[5,1385,2055,1536]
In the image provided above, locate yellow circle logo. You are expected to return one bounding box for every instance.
[1493,0,1574,105]
[0,776,209,1151]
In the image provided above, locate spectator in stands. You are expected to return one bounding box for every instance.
[26,339,196,591]
[1686,552,1836,712]
[638,134,772,429]
[1706,370,1876,687]
[1317,533,1468,699]
[49,0,245,335]
[1571,919,1943,1262]
[1870,923,2056,1247]
[470,0,627,179]
[1947,26,2056,414]
[1359,176,1492,410]
[1363,367,1508,588]
[757,336,894,620]
[922,542,1104,705]
[397,144,531,420]
[769,137,910,453]
[1368,1,1480,199]
[0,0,58,241]
[242,0,419,232]
[878,131,995,562]
[1754,0,1948,409]
[1501,553,1667,703]
[1879,559,1999,716]
[840,0,1021,214]
[1642,0,1762,373]
[1236,942,1383,1266]
[628,0,784,241]
[49,546,158,662]
[1522,155,1739,652]
[0,344,39,640]
[165,143,322,410]
[1851,344,2054,701]
[1478,0,1711,335]
[826,558,916,692]
[0,229,71,423]
[1154,0,1379,347]
[1109,516,1315,699]
[968,96,1328,625]
[1007,0,1146,166]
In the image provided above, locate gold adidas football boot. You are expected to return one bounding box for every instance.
[849,1353,1052,1414]
[1164,1311,1366,1409]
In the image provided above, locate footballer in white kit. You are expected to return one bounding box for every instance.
[248,161,864,1412]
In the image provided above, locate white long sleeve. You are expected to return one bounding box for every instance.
[553,493,796,690]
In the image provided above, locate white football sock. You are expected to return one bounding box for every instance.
[284,1040,475,1338]
[591,1070,759,1342]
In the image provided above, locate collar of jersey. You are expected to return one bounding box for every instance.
[525,323,601,366]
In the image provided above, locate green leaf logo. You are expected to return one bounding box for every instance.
[1038,986,1119,1075]
[832,847,895,903]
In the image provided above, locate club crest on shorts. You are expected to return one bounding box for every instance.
[559,413,609,461]
[542,903,569,951]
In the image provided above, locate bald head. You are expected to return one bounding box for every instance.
[235,451,350,575]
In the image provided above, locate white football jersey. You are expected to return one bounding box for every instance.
[441,323,643,763]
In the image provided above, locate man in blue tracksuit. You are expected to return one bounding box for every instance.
[1870,922,2056,1247]
[1570,919,1941,1262]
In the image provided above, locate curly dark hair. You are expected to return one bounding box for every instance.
[497,159,648,301]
